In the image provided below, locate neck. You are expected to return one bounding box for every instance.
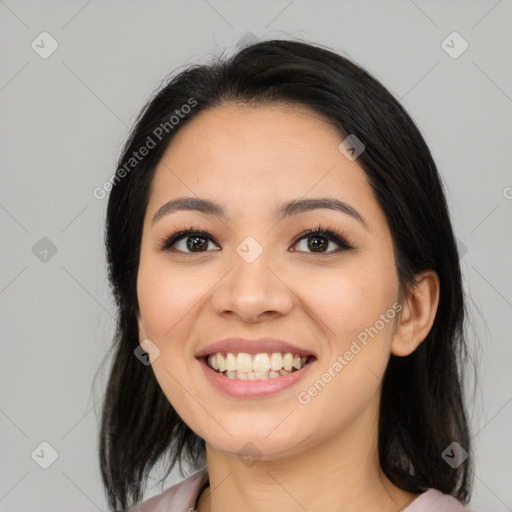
[196,394,418,512]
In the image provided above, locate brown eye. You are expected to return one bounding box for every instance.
[291,227,353,255]
[160,230,220,253]
[160,226,353,256]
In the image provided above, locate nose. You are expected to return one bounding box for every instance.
[211,248,294,323]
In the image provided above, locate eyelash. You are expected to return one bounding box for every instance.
[157,223,354,257]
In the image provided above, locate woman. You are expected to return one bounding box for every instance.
[99,39,477,511]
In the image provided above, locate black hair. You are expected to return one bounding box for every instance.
[98,38,475,511]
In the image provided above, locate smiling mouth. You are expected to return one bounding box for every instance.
[203,352,316,381]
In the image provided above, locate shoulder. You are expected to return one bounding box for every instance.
[404,488,478,512]
[127,467,209,512]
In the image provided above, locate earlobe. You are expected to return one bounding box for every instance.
[391,270,440,357]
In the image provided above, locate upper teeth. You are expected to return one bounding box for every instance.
[208,352,309,373]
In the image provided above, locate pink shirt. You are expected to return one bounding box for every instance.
[127,467,476,512]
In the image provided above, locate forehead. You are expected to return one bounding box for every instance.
[160,102,344,167]
[147,103,381,229]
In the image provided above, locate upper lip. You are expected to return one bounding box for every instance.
[195,337,317,358]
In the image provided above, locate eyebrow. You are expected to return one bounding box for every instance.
[152,196,368,230]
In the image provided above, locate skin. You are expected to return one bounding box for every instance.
[136,102,440,512]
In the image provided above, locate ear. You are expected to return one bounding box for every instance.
[391,270,440,357]
[136,309,147,345]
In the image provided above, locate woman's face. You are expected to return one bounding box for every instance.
[136,103,402,460]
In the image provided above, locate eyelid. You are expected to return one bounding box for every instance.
[157,226,220,253]
[291,226,353,251]
[157,223,355,255]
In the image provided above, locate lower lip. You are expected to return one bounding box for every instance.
[197,356,316,398]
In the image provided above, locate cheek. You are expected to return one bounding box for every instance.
[136,261,205,408]
[137,260,206,341]
[300,254,398,381]
[296,269,396,425]
[306,265,394,334]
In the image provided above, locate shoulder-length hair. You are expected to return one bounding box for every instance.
[98,38,474,511]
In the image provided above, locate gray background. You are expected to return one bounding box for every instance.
[1,1,511,510]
